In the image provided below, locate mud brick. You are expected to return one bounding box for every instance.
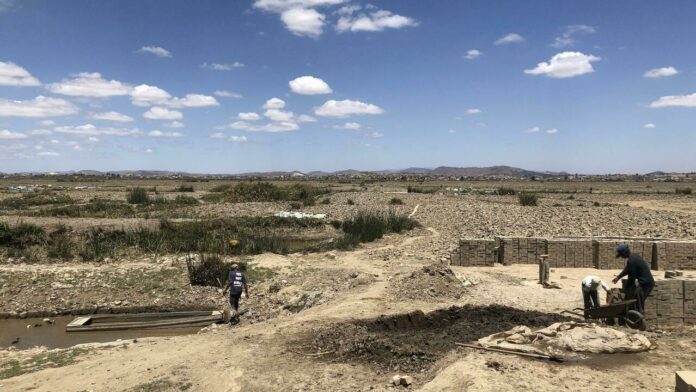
[676,371,696,392]
[547,241,566,268]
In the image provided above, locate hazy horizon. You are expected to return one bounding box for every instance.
[2,1,696,174]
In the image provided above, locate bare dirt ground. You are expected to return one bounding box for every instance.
[1,180,695,391]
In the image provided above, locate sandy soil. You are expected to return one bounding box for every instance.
[3,228,695,391]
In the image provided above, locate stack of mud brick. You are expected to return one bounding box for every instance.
[643,278,696,327]
[546,239,595,268]
[497,237,547,265]
[655,241,696,270]
[450,239,496,266]
[596,240,654,270]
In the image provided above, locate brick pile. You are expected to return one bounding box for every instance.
[450,239,496,266]
[643,278,696,327]
[655,241,696,270]
[597,240,654,270]
[498,237,546,265]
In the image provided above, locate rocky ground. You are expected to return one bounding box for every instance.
[0,181,695,391]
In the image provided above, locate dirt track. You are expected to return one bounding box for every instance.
[3,226,695,391]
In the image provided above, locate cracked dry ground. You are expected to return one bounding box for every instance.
[3,223,696,392]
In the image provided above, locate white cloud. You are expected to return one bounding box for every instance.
[46,72,132,97]
[167,94,219,108]
[0,130,28,139]
[87,137,99,142]
[0,61,41,86]
[164,121,184,128]
[210,132,225,139]
[29,129,52,135]
[280,7,325,38]
[524,52,600,78]
[137,46,172,58]
[526,126,540,133]
[334,122,361,130]
[550,25,596,48]
[37,151,60,156]
[546,128,558,134]
[464,49,482,60]
[143,107,183,120]
[201,62,244,71]
[226,120,299,132]
[644,123,656,129]
[229,135,248,143]
[494,33,524,45]
[91,111,133,122]
[148,130,183,137]
[649,93,696,108]
[54,124,141,136]
[38,120,55,126]
[0,0,16,12]
[145,148,153,153]
[289,75,332,95]
[263,97,286,109]
[0,96,79,117]
[336,9,418,33]
[264,108,295,122]
[448,129,456,134]
[238,112,261,121]
[254,0,346,12]
[367,131,383,138]
[296,114,316,122]
[215,90,242,98]
[643,66,679,78]
[130,84,172,107]
[335,4,360,15]
[314,99,384,117]
[464,108,481,115]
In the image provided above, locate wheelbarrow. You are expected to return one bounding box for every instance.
[561,299,647,331]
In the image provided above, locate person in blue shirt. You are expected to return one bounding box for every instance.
[223,263,249,324]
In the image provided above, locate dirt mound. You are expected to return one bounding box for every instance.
[295,305,569,374]
[388,264,469,301]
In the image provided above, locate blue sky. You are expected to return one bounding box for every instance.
[1,0,696,174]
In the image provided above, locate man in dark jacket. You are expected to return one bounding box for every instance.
[223,263,249,324]
[612,244,654,315]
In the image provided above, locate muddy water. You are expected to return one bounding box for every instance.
[0,316,207,350]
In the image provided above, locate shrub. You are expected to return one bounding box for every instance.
[567,195,575,200]
[47,225,75,260]
[176,184,195,192]
[347,199,355,205]
[0,222,46,249]
[186,254,229,287]
[518,193,538,206]
[389,198,404,205]
[319,198,331,205]
[290,202,302,210]
[210,184,232,192]
[41,200,135,218]
[173,195,199,205]
[495,187,517,196]
[0,191,74,209]
[593,201,601,207]
[127,188,150,205]
[676,187,693,195]
[213,182,326,204]
[407,186,439,194]
[339,211,419,247]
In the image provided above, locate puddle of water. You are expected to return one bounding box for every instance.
[0,316,207,350]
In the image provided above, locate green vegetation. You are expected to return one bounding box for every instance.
[676,187,693,195]
[290,202,302,210]
[186,254,275,287]
[319,198,331,204]
[495,187,517,196]
[0,190,74,209]
[337,211,419,249]
[175,184,195,192]
[407,185,439,194]
[518,192,538,206]
[0,347,90,380]
[0,222,45,249]
[205,182,327,205]
[209,183,233,192]
[38,195,198,219]
[389,197,404,205]
[126,187,150,204]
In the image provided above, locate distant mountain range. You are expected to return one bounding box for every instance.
[2,166,690,178]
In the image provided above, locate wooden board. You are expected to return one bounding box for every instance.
[66,311,223,332]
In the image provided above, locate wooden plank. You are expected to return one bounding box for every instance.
[66,312,223,332]
[67,316,92,327]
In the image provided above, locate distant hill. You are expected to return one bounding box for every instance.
[422,166,565,177]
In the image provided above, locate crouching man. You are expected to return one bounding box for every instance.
[581,275,610,316]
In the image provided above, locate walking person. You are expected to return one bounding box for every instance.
[612,244,654,315]
[223,263,249,324]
